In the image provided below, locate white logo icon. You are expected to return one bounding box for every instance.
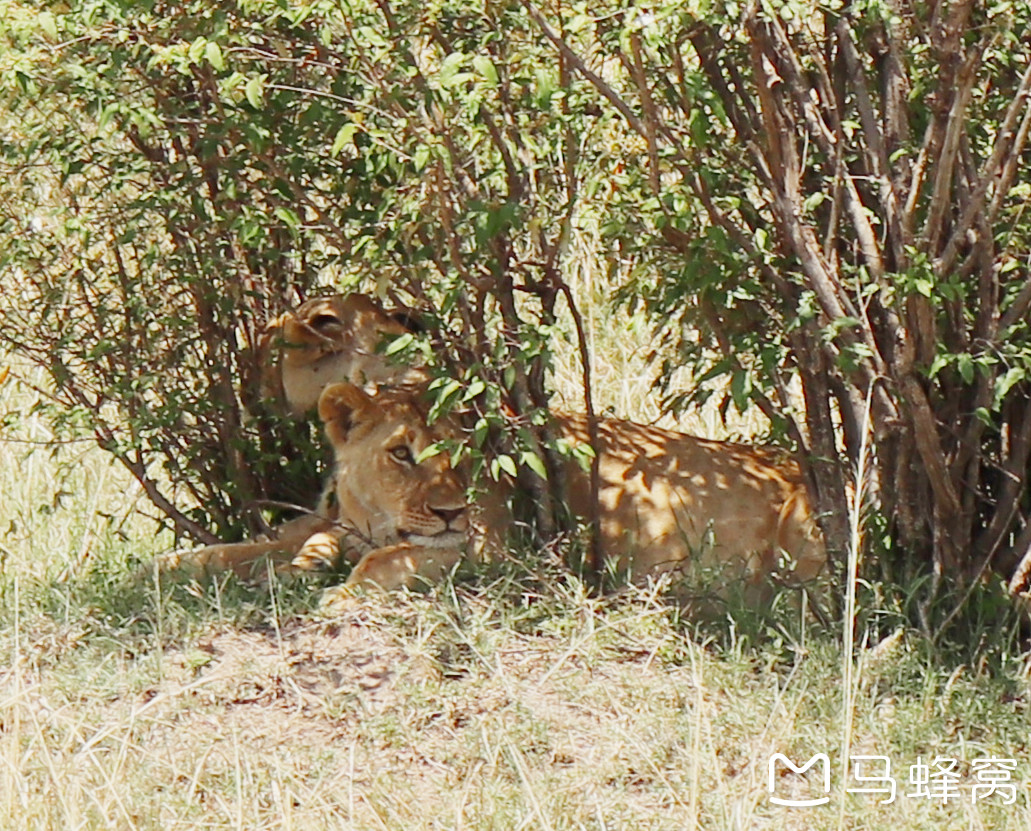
[768,753,832,807]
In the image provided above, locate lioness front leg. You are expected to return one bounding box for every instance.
[144,514,335,581]
[341,543,465,592]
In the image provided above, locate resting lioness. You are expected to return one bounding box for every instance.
[154,381,826,600]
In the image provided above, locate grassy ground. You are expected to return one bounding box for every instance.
[3,342,1031,830]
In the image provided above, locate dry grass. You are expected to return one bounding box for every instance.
[547,212,769,441]
[4,576,1031,830]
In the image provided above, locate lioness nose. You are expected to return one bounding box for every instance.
[431,506,465,524]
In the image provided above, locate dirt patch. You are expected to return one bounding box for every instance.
[147,613,425,746]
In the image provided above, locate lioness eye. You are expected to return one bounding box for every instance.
[389,446,414,464]
[309,313,341,330]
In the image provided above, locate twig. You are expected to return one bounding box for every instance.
[936,57,1031,276]
[556,283,601,574]
[520,0,649,138]
[922,47,982,256]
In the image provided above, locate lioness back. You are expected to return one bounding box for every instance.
[557,415,825,591]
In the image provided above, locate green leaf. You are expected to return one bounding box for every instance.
[463,378,486,401]
[472,55,498,86]
[993,366,1025,408]
[413,145,431,171]
[535,68,557,106]
[497,454,517,478]
[384,332,414,356]
[802,192,826,213]
[520,451,548,479]
[245,74,267,109]
[205,41,225,72]
[38,12,57,40]
[434,378,463,402]
[188,37,207,64]
[730,369,751,412]
[331,122,359,156]
[438,52,472,88]
[416,442,443,464]
[927,353,950,379]
[913,277,934,298]
[572,442,596,472]
[274,206,301,231]
[956,353,974,385]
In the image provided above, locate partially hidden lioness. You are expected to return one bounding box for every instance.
[156,381,826,601]
[258,293,427,416]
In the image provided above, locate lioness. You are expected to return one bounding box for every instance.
[155,381,826,600]
[258,293,426,416]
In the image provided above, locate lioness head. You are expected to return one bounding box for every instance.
[260,294,427,415]
[318,382,467,549]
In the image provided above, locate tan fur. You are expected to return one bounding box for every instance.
[258,294,426,415]
[154,382,825,599]
[315,383,468,589]
[147,293,427,581]
[557,414,826,591]
[148,384,468,587]
[318,385,826,595]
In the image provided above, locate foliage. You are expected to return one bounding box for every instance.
[523,0,1031,607]
[3,0,1031,618]
[0,0,611,545]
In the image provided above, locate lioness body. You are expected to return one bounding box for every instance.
[158,383,825,599]
[557,414,824,587]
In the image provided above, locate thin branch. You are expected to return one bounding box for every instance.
[999,271,1031,333]
[987,91,1031,227]
[975,393,1031,560]
[899,375,962,518]
[99,428,220,545]
[556,282,601,573]
[687,24,762,143]
[903,0,976,234]
[628,30,661,196]
[937,59,1031,276]
[521,0,649,138]
[746,15,800,202]
[922,38,983,255]
[695,297,810,457]
[836,20,909,263]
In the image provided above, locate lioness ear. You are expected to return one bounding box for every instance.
[319,382,376,443]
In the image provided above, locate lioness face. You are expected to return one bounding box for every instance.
[318,383,467,549]
[261,294,427,415]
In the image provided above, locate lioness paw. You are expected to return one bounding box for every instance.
[291,531,341,572]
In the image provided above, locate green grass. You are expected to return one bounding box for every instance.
[3,347,1031,829]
